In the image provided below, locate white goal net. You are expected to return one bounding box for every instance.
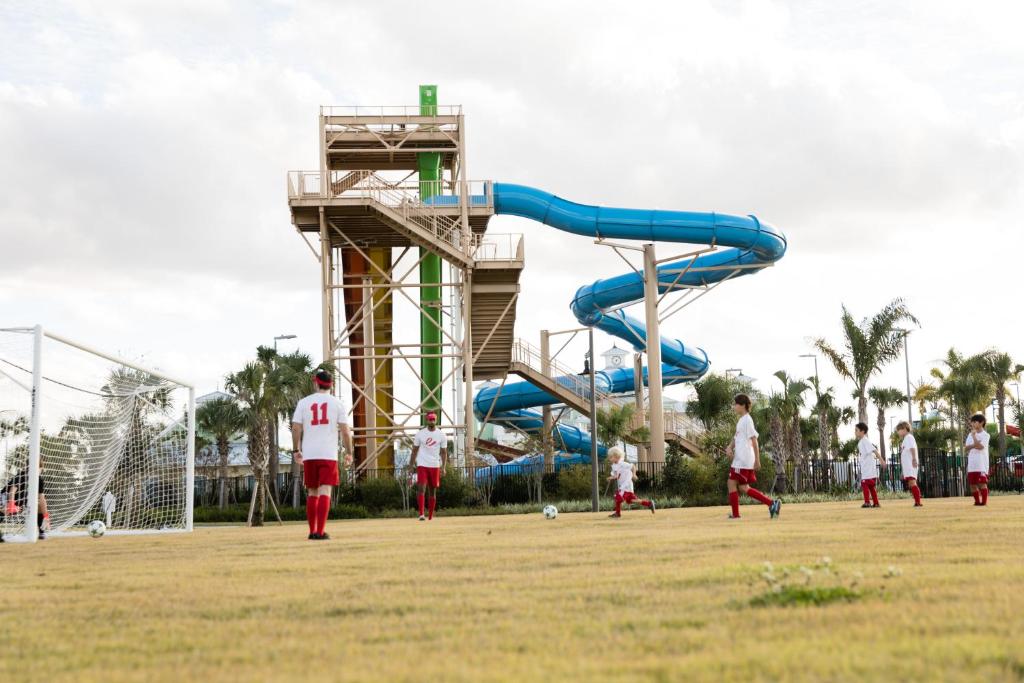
[0,327,194,542]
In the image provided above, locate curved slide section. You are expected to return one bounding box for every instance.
[474,183,786,461]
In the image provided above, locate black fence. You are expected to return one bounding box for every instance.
[194,448,1024,509]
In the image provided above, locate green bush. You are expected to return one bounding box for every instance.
[357,477,405,512]
[436,468,474,509]
[556,464,595,501]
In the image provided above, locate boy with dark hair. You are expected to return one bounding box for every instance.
[896,421,922,507]
[855,422,884,508]
[725,394,781,519]
[966,414,990,506]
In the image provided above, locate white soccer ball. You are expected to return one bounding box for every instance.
[542,505,558,520]
[87,520,106,538]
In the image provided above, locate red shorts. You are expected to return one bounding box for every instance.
[615,491,639,504]
[968,471,988,485]
[417,466,441,488]
[729,468,757,485]
[902,476,917,482]
[303,459,339,488]
[862,478,877,486]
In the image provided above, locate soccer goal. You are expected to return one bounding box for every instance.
[0,326,195,542]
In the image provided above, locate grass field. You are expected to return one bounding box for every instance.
[4,496,1024,682]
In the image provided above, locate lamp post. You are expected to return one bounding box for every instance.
[273,334,297,352]
[725,368,742,379]
[588,328,599,512]
[799,353,819,386]
[896,329,913,425]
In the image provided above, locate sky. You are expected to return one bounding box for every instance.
[2,0,1023,441]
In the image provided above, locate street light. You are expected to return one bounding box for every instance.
[895,329,913,425]
[725,368,742,378]
[799,353,819,390]
[273,334,297,351]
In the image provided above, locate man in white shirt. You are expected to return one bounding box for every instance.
[291,369,353,540]
[605,446,654,518]
[896,422,922,507]
[725,394,780,519]
[856,422,884,508]
[965,413,991,506]
[411,412,447,521]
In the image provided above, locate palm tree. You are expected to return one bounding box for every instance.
[963,350,1023,459]
[225,362,275,526]
[932,348,991,434]
[911,381,939,418]
[867,387,906,460]
[596,402,650,449]
[808,377,835,459]
[767,371,810,492]
[814,299,918,424]
[684,374,735,430]
[196,397,245,509]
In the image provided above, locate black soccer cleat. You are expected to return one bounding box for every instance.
[308,533,318,540]
[316,532,330,540]
[769,499,781,519]
[608,513,621,518]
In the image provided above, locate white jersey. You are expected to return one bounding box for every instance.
[900,434,919,479]
[858,436,879,480]
[731,413,758,470]
[292,392,349,461]
[413,428,447,468]
[611,460,635,493]
[965,429,990,473]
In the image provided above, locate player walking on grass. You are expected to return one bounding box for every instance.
[966,413,990,506]
[896,421,923,507]
[725,394,780,520]
[411,411,447,521]
[856,422,885,508]
[606,446,654,518]
[291,370,353,541]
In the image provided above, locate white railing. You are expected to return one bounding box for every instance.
[510,339,612,405]
[320,105,462,118]
[472,233,523,262]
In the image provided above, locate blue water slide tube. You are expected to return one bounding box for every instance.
[471,183,786,457]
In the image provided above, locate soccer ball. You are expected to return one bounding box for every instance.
[542,505,558,520]
[87,520,106,538]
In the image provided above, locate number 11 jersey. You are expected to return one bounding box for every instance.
[292,393,350,461]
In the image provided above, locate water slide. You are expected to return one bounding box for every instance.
[473,184,787,466]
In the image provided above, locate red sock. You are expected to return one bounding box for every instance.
[428,496,437,520]
[640,499,651,508]
[972,489,981,504]
[911,485,921,505]
[614,493,623,515]
[316,494,330,535]
[306,495,319,534]
[746,487,772,506]
[981,487,988,505]
[862,482,871,503]
[417,492,425,517]
[869,482,879,506]
[729,491,740,517]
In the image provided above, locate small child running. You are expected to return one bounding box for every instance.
[725,394,780,519]
[895,421,923,507]
[965,413,991,506]
[606,447,654,518]
[855,422,885,508]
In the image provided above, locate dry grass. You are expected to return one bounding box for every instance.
[3,496,1024,682]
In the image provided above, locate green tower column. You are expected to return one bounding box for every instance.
[417,84,443,419]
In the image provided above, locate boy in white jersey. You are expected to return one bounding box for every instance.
[966,413,991,506]
[725,394,780,519]
[895,421,922,507]
[411,411,447,521]
[855,422,884,508]
[606,446,655,518]
[291,370,353,540]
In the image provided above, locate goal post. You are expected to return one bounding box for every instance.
[0,326,195,542]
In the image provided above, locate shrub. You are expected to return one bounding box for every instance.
[357,477,405,512]
[556,464,595,501]
[436,468,474,509]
